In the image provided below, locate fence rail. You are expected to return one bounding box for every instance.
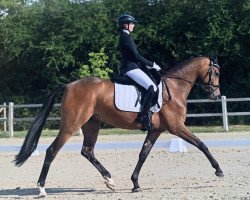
[0,103,7,133]
[1,96,250,137]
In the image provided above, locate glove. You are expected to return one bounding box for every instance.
[152,62,161,71]
[146,62,161,71]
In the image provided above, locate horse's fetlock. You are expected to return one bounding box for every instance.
[37,181,45,188]
[131,172,138,181]
[212,161,219,169]
[103,173,111,179]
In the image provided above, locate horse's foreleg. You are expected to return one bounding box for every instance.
[131,131,161,192]
[81,118,115,191]
[173,125,224,177]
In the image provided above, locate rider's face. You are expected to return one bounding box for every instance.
[128,23,135,32]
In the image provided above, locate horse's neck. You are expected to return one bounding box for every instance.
[167,61,200,99]
[175,62,199,82]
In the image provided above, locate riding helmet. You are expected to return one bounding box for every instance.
[116,13,138,25]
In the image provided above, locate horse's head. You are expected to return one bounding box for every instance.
[199,57,221,100]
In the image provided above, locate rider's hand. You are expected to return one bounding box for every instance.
[152,62,161,71]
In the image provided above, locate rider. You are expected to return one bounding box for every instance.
[116,13,161,131]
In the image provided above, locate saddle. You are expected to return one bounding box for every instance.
[112,69,163,113]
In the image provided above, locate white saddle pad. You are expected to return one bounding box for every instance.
[114,82,163,113]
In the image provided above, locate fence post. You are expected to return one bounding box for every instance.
[221,96,229,132]
[8,102,14,137]
[3,102,7,132]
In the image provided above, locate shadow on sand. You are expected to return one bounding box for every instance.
[0,187,96,197]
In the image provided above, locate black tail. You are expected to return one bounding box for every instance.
[14,85,66,166]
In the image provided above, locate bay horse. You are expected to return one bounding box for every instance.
[14,56,223,197]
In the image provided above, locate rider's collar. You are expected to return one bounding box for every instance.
[122,29,130,34]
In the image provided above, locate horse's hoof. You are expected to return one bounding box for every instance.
[215,171,224,177]
[132,187,142,193]
[38,193,47,198]
[103,176,115,191]
[38,186,47,198]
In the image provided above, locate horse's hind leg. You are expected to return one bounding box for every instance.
[172,125,224,177]
[37,103,95,196]
[37,130,74,197]
[81,118,115,191]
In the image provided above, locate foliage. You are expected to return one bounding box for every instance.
[77,48,112,79]
[0,0,249,125]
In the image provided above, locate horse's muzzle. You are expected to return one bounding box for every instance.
[209,93,221,100]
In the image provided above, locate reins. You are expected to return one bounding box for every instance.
[160,60,220,103]
[163,73,216,91]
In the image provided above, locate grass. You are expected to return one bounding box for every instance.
[0,125,250,138]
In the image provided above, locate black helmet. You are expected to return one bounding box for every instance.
[116,13,138,25]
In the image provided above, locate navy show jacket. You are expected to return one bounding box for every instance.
[118,30,153,74]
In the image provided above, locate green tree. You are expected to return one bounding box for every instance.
[77,48,112,79]
[0,0,249,103]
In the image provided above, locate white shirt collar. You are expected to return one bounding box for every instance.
[122,29,130,34]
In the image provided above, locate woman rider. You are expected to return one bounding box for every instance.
[117,13,161,131]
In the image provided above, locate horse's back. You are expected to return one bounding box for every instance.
[66,77,113,93]
[62,77,114,108]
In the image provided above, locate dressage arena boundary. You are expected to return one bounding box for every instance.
[1,96,250,137]
[1,138,250,153]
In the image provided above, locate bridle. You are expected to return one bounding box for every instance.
[200,60,220,94]
[161,59,221,101]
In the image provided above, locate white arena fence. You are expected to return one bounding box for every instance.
[1,96,250,137]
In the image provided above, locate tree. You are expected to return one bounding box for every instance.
[76,48,112,79]
[0,0,249,104]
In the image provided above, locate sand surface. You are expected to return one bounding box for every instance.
[0,131,250,199]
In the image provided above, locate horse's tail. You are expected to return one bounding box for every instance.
[14,85,66,166]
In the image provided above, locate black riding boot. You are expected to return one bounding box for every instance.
[138,85,155,131]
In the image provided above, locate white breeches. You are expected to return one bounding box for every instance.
[126,69,157,92]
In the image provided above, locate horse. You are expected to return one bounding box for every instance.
[14,56,223,197]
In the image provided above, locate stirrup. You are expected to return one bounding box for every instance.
[141,121,154,132]
[138,114,154,131]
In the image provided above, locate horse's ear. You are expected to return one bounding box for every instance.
[210,52,218,64]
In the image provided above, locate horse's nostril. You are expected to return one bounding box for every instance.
[209,93,221,100]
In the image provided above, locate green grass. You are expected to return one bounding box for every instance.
[189,125,250,133]
[0,125,250,138]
